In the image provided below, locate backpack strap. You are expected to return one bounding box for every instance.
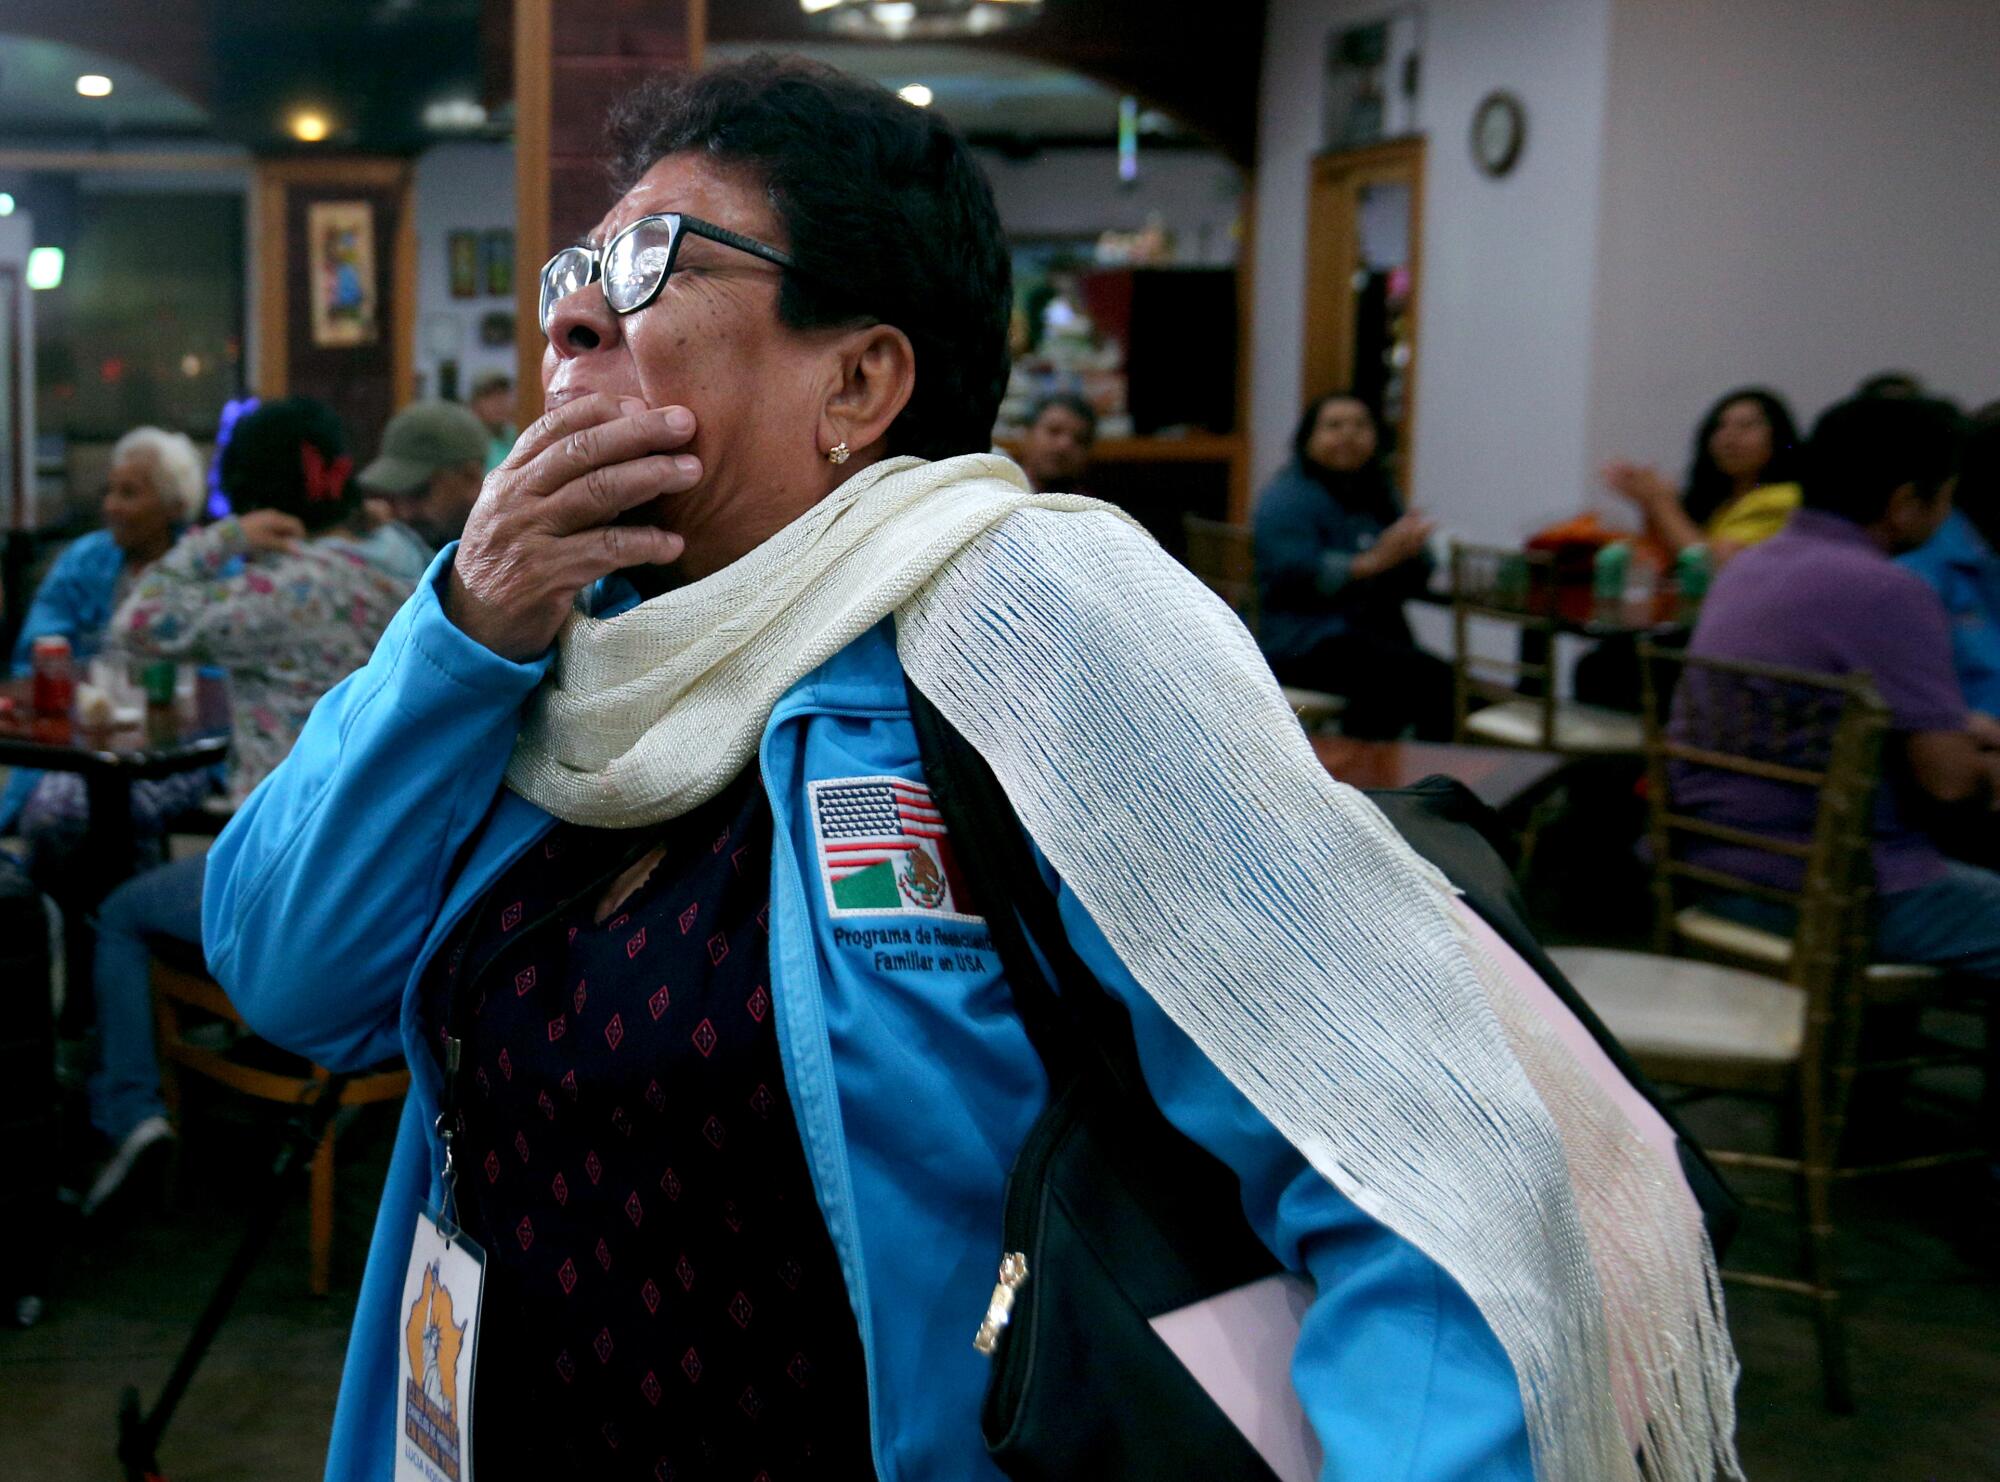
[904,675,1144,1099]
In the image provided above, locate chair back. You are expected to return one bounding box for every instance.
[1181,515,1260,633]
[1448,541,1560,743]
[1635,641,1889,1002]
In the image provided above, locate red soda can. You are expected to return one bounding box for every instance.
[31,635,75,718]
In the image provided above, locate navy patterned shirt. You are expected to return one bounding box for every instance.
[421,767,875,1479]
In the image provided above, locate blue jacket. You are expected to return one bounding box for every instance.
[1901,509,2000,716]
[9,528,129,677]
[1252,460,1432,664]
[3,531,134,830]
[204,548,1532,1482]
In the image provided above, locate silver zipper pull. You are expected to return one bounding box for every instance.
[972,1251,1030,1355]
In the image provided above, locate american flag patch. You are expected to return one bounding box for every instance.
[808,775,980,921]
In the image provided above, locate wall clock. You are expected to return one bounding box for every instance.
[1471,90,1526,177]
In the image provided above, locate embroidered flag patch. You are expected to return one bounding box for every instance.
[808,775,980,921]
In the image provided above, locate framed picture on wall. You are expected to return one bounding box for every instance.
[308,200,379,347]
[482,229,514,298]
[448,231,480,299]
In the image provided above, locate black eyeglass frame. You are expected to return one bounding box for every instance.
[537,212,798,335]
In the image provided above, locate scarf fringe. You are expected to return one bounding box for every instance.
[505,458,1742,1481]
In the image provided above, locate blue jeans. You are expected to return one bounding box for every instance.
[1709,860,2000,981]
[89,855,204,1142]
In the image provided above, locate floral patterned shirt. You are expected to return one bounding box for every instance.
[114,517,415,804]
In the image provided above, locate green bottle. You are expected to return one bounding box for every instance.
[1676,543,1711,601]
[1592,541,1631,602]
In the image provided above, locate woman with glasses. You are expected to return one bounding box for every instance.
[205,57,1733,1482]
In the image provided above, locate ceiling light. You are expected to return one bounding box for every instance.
[802,0,1041,39]
[422,97,489,132]
[897,84,934,107]
[26,247,65,291]
[291,111,331,143]
[76,74,113,98]
[0,193,14,217]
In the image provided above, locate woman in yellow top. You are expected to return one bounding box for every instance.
[1602,387,1804,565]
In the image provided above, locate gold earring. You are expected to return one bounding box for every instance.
[827,441,851,466]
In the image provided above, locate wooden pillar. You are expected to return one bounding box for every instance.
[513,0,705,428]
[251,157,416,458]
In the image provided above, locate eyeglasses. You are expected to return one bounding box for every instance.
[537,212,797,336]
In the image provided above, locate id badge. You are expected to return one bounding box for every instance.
[395,1204,485,1482]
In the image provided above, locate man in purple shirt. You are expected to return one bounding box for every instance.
[1677,394,2000,976]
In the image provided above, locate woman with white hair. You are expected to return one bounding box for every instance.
[0,427,209,838]
[7,426,207,676]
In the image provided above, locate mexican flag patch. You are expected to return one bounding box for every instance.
[808,775,981,921]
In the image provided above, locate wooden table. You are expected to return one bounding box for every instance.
[0,679,229,1031]
[1314,737,1568,814]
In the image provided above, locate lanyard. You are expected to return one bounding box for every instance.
[432,824,669,1232]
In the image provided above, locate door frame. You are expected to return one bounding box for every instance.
[1301,135,1426,487]
[252,155,416,405]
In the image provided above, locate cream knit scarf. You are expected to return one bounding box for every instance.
[507,453,1741,1482]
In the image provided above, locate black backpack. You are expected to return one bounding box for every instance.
[904,678,1736,1480]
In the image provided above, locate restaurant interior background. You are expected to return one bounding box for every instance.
[1,1,1997,1478]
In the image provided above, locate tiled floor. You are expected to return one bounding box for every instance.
[1,1062,1994,1480]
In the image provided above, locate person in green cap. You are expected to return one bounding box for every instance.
[355,399,489,581]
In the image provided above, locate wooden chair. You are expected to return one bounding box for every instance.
[1448,542,1644,754]
[1548,645,1984,1412]
[150,940,409,1296]
[1180,515,1346,732]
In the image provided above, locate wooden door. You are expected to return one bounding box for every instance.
[1302,137,1425,488]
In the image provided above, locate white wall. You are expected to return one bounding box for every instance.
[1252,0,1614,544]
[1585,0,2000,483]
[412,142,517,402]
[974,146,1245,264]
[1254,0,2000,548]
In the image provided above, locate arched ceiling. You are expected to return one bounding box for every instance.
[0,32,210,139]
[0,0,1265,162]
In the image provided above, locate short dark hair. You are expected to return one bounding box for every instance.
[1855,370,1924,400]
[218,396,356,533]
[470,371,513,399]
[1801,394,1964,526]
[1682,387,1802,525]
[606,56,1011,461]
[1027,393,1097,443]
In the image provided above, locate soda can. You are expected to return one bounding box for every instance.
[30,635,74,718]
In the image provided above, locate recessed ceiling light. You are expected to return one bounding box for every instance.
[27,247,65,291]
[0,193,14,217]
[422,97,489,132]
[291,111,331,143]
[897,84,934,108]
[871,1,918,35]
[76,75,113,98]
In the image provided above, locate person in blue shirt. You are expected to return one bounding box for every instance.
[1252,393,1452,739]
[9,426,206,677]
[203,58,1731,1482]
[1902,403,2000,720]
[2,428,207,834]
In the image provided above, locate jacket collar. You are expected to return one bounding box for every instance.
[1921,510,1998,574]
